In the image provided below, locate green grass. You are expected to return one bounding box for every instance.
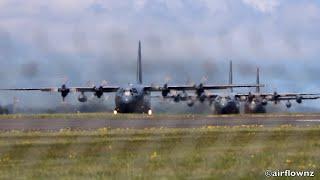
[0,126,319,179]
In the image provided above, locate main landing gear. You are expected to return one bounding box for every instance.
[112,109,153,115]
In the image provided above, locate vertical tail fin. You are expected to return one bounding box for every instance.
[256,67,260,93]
[137,41,142,84]
[229,60,233,93]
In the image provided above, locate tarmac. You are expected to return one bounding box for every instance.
[0,114,319,130]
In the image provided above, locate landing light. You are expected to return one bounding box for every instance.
[148,110,153,116]
[124,91,131,96]
[113,110,118,115]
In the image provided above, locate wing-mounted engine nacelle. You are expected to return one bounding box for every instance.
[187,99,195,107]
[296,95,303,104]
[198,93,206,103]
[78,92,88,103]
[273,92,280,104]
[286,101,292,108]
[261,98,268,106]
[195,83,204,97]
[173,91,189,103]
[161,84,170,97]
[94,86,104,98]
[247,92,254,102]
[173,94,181,103]
[179,91,188,101]
[59,84,70,101]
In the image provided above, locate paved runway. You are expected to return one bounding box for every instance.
[0,114,320,130]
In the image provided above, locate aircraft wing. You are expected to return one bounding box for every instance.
[235,92,320,101]
[72,86,119,93]
[0,88,59,92]
[277,96,320,100]
[235,92,320,97]
[145,84,264,91]
[0,85,120,102]
[0,86,120,93]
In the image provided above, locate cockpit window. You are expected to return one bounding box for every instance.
[132,88,138,94]
[216,96,231,101]
[120,88,138,96]
[124,90,131,96]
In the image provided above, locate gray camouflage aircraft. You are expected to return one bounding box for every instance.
[236,67,320,114]
[0,41,263,114]
[194,62,320,114]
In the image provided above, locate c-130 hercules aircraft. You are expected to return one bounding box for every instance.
[185,62,320,114]
[1,41,264,115]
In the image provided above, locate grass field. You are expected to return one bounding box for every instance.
[0,126,319,179]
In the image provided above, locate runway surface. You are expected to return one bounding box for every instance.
[0,114,320,130]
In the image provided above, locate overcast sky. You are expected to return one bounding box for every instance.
[0,0,319,108]
[0,0,318,60]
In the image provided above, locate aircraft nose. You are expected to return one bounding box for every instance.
[220,99,228,107]
[121,96,133,104]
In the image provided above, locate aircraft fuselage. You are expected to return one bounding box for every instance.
[244,99,267,113]
[114,84,151,113]
[213,97,240,114]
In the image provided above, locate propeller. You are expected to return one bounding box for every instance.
[84,80,96,101]
[296,95,303,104]
[161,83,170,97]
[86,80,94,87]
[59,84,70,102]
[62,76,68,84]
[272,91,280,104]
[101,80,108,86]
[269,84,279,104]
[92,80,108,99]
[186,76,194,86]
[101,80,110,100]
[195,83,206,102]
[248,92,254,102]
[200,75,208,84]
[54,76,71,102]
[164,75,172,84]
[93,85,104,98]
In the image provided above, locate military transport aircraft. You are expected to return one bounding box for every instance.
[188,62,320,114]
[0,41,263,115]
[237,67,320,113]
